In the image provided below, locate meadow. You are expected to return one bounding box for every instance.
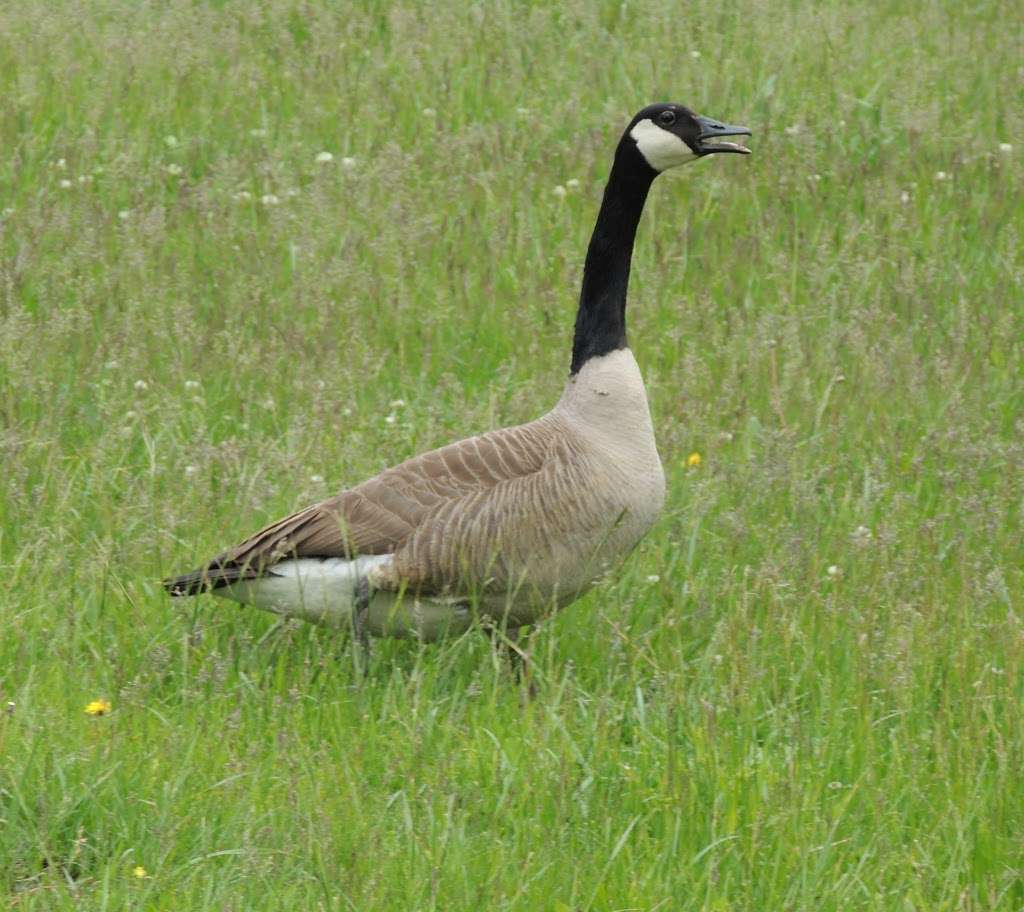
[1,0,1022,908]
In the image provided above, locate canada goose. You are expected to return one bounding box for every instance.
[165,103,751,644]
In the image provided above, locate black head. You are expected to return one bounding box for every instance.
[623,103,752,173]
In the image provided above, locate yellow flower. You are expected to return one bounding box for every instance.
[686,451,702,468]
[133,865,148,879]
[84,699,112,716]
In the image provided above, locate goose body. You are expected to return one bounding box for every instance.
[165,103,751,641]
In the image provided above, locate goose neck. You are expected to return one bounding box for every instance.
[569,154,655,375]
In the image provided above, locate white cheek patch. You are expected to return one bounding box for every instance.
[630,118,698,171]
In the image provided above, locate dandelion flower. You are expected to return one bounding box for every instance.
[133,865,148,878]
[85,699,111,716]
[315,151,334,164]
[686,451,702,468]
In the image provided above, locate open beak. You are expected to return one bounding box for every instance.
[695,114,752,155]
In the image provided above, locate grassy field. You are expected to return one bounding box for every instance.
[1,0,1022,908]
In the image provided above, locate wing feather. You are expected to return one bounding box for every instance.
[164,418,558,596]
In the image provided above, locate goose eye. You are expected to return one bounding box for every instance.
[658,110,676,126]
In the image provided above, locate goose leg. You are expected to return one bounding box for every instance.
[352,576,372,676]
[507,626,537,698]
[485,622,536,695]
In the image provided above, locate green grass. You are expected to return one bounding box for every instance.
[1,0,1022,907]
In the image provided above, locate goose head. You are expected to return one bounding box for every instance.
[625,103,751,174]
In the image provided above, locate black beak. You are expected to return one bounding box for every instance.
[695,114,752,155]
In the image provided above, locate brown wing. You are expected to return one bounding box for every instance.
[163,416,558,595]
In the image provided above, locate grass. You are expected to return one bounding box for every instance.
[1,0,1022,907]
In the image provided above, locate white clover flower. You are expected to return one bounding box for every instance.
[234,190,252,202]
[56,158,67,170]
[389,398,406,408]
[421,107,436,117]
[851,525,872,544]
[690,50,702,59]
[164,135,178,147]
[310,474,324,483]
[59,179,73,189]
[784,124,802,136]
[249,128,268,138]
[260,193,280,206]
[184,379,201,390]
[826,564,841,578]
[133,379,149,391]
[104,359,119,370]
[515,107,530,117]
[184,465,198,477]
[77,175,92,185]
[166,163,183,176]
[118,209,130,221]
[552,184,567,198]
[900,190,911,204]
[645,574,660,583]
[566,178,580,190]
[340,157,357,170]
[315,151,334,164]
[124,409,137,419]
[810,173,821,182]
[935,170,950,181]
[384,414,397,425]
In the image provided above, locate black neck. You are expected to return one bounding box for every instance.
[570,147,656,375]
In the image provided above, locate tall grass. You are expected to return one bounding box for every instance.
[1,0,1021,908]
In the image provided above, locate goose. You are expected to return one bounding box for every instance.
[164,102,751,647]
